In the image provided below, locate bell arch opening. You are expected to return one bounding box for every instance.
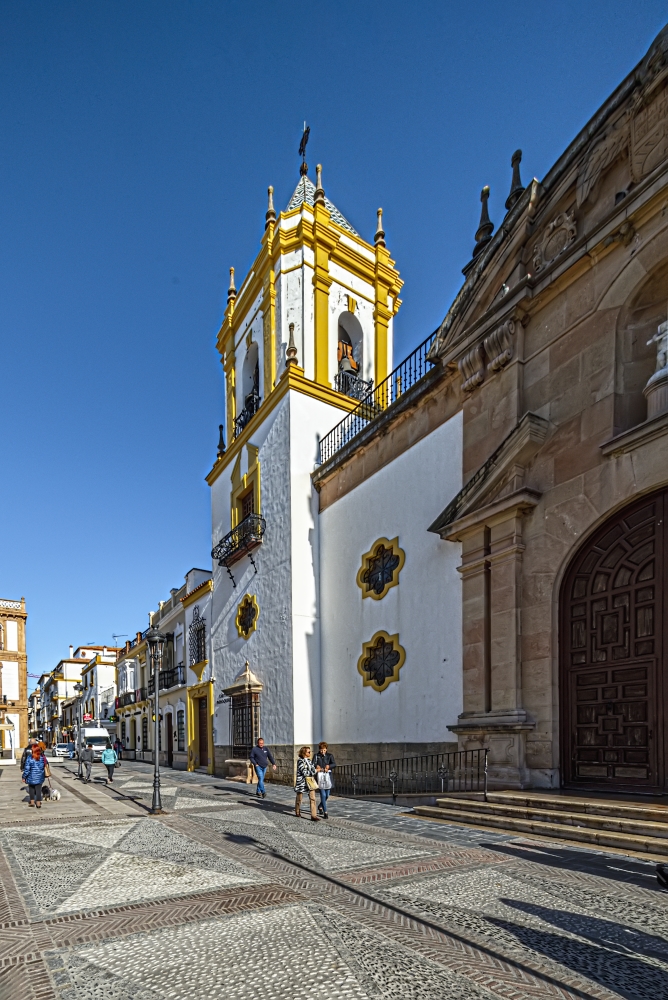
[559,487,667,793]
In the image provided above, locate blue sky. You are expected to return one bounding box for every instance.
[1,1,666,678]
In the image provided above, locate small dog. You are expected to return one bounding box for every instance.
[42,785,61,802]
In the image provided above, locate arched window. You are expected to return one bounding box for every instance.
[235,341,261,436]
[335,312,371,400]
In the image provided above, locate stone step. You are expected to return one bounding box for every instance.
[428,795,668,839]
[413,802,668,855]
[485,790,668,824]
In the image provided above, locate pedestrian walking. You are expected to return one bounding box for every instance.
[113,737,123,760]
[249,737,277,798]
[22,744,47,808]
[80,743,94,782]
[20,738,36,770]
[313,742,336,818]
[294,746,319,821]
[101,743,117,782]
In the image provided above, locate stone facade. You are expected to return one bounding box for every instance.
[0,597,28,756]
[428,27,668,791]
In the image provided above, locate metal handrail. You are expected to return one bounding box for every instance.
[335,749,488,803]
[318,329,438,466]
[212,513,266,568]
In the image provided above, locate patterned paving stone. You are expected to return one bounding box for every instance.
[55,851,262,914]
[289,829,433,871]
[20,820,141,849]
[3,831,107,914]
[173,796,225,810]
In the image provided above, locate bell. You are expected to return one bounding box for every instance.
[339,355,355,374]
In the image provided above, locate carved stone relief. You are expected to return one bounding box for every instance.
[484,318,515,372]
[532,210,577,272]
[458,343,485,392]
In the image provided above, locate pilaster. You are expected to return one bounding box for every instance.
[312,200,336,386]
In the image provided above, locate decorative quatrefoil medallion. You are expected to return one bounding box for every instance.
[357,631,406,692]
[235,593,259,639]
[356,537,405,600]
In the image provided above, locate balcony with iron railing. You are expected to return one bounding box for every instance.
[148,665,186,696]
[333,370,373,401]
[234,388,261,438]
[319,330,438,467]
[212,513,266,587]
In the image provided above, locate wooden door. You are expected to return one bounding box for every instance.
[166,713,173,767]
[561,489,666,792]
[198,696,209,768]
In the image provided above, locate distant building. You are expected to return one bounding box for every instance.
[0,596,28,757]
[115,568,212,771]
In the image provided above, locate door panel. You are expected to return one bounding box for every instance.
[198,696,209,767]
[166,713,173,767]
[561,490,666,792]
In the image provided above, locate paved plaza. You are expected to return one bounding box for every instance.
[0,759,666,1000]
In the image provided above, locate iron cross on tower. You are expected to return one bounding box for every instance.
[299,122,310,176]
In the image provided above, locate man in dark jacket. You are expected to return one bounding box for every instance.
[20,739,36,770]
[249,738,277,798]
[80,743,94,782]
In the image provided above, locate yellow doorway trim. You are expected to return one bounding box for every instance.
[186,680,214,774]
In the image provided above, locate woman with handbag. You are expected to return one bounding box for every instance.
[294,746,320,821]
[313,742,335,818]
[22,744,47,808]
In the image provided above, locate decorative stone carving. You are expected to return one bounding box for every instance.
[644,320,668,419]
[459,343,485,392]
[532,209,577,272]
[235,594,259,639]
[357,631,406,692]
[576,115,630,206]
[484,319,515,373]
[631,84,668,181]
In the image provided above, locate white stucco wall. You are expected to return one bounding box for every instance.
[319,411,464,745]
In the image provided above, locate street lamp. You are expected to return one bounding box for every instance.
[73,682,83,778]
[145,627,166,814]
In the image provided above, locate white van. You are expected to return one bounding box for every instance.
[77,726,111,762]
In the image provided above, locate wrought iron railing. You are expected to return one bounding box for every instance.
[234,389,261,438]
[335,749,488,803]
[117,691,135,708]
[319,329,438,466]
[333,370,373,400]
[129,626,151,651]
[148,665,186,696]
[212,513,266,586]
[134,686,148,704]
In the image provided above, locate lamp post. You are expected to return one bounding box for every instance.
[73,682,83,778]
[145,628,166,814]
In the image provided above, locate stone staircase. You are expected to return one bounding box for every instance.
[413,791,668,855]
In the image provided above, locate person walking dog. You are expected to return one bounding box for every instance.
[80,743,94,782]
[101,742,117,783]
[249,737,277,798]
[22,743,47,808]
[294,746,319,821]
[313,742,336,818]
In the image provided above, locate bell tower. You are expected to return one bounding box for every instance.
[207,153,402,774]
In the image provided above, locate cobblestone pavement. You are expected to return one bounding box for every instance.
[0,760,666,1000]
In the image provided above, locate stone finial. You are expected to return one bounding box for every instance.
[227,267,237,304]
[505,150,525,211]
[375,208,386,248]
[314,164,325,206]
[472,186,494,258]
[265,185,276,228]
[285,322,299,368]
[644,320,668,419]
[217,423,226,459]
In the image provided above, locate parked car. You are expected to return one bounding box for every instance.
[51,743,70,757]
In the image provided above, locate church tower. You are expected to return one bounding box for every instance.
[207,157,402,774]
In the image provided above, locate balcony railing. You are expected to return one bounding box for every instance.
[212,513,266,585]
[129,626,152,651]
[333,370,373,401]
[234,389,261,438]
[116,691,136,708]
[335,749,488,803]
[148,665,186,695]
[319,329,438,467]
[134,686,148,703]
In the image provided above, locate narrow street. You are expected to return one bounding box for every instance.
[0,759,665,999]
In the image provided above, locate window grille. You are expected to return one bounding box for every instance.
[141,715,148,749]
[189,607,206,665]
[177,709,185,752]
[230,691,260,759]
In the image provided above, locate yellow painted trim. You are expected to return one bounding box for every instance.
[186,680,214,774]
[357,631,406,693]
[356,537,406,600]
[190,659,208,684]
[206,365,360,486]
[235,593,259,639]
[262,265,276,396]
[230,445,260,529]
[181,579,213,608]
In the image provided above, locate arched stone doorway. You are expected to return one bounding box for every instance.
[560,488,667,793]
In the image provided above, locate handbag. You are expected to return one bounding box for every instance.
[115,760,121,768]
[43,759,51,779]
[305,775,319,791]
[317,770,332,790]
